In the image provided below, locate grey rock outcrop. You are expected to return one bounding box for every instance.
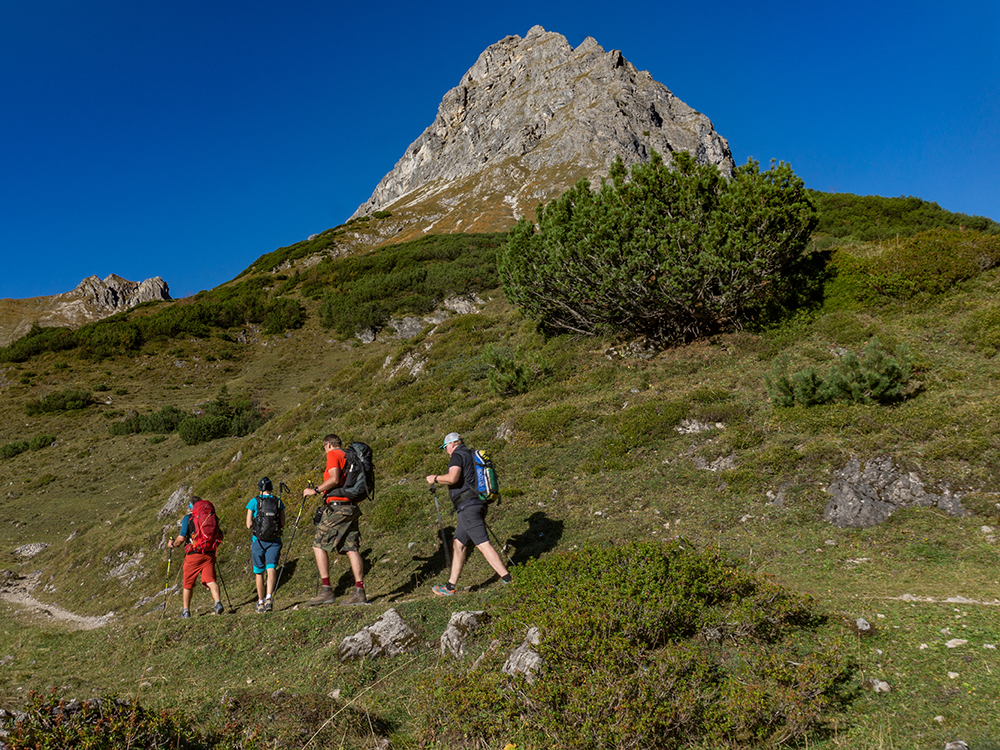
[502,626,543,683]
[337,608,419,662]
[351,26,732,235]
[440,610,490,659]
[72,274,170,311]
[824,457,966,528]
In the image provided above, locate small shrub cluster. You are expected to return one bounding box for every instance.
[108,389,270,444]
[765,338,912,407]
[311,233,504,337]
[608,398,688,443]
[365,485,424,532]
[961,303,1000,357]
[0,434,55,460]
[516,404,580,441]
[108,406,187,435]
[25,389,93,415]
[481,344,550,396]
[3,690,259,749]
[809,191,999,244]
[423,542,853,749]
[831,228,1000,302]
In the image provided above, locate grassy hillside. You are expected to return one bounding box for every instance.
[1,195,1000,748]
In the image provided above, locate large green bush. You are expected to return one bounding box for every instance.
[423,541,853,749]
[500,151,821,345]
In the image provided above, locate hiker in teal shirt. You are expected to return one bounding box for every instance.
[245,478,285,612]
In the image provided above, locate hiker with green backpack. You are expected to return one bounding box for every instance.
[302,433,372,606]
[245,477,286,613]
[167,496,225,617]
[426,432,511,596]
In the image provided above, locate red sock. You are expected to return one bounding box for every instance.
[321,577,330,587]
[356,581,364,588]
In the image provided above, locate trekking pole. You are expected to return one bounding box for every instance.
[216,558,234,613]
[274,482,307,597]
[160,545,174,612]
[485,520,514,568]
[430,484,452,567]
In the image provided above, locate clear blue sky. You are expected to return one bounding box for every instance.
[2,0,998,300]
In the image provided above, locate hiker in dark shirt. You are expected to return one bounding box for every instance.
[425,432,511,596]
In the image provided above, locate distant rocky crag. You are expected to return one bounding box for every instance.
[348,25,733,244]
[0,274,171,347]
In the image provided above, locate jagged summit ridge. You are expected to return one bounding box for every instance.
[0,275,170,347]
[351,26,733,230]
[72,274,171,311]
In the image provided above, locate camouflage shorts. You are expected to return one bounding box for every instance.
[312,502,361,554]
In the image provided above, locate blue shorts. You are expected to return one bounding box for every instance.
[251,536,282,574]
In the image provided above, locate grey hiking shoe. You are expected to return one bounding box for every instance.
[341,586,367,606]
[180,608,191,619]
[255,601,266,613]
[263,598,273,612]
[308,586,336,606]
[214,600,224,615]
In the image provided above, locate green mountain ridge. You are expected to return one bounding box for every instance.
[1,192,999,748]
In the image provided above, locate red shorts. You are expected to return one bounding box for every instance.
[182,552,217,589]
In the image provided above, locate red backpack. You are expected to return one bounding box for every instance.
[186,499,223,554]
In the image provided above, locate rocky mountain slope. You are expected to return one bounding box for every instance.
[0,274,171,346]
[349,25,733,244]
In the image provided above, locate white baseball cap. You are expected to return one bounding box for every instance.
[440,432,461,449]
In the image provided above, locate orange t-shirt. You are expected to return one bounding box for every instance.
[324,448,347,488]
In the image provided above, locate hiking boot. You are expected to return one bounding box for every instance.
[341,586,367,606]
[432,583,456,597]
[263,598,273,612]
[308,586,336,606]
[214,600,224,615]
[180,608,191,619]
[255,601,266,613]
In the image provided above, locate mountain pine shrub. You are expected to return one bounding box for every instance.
[961,303,1000,357]
[108,405,187,435]
[25,389,93,415]
[422,541,853,749]
[5,690,260,750]
[765,338,912,407]
[500,151,821,345]
[480,344,549,396]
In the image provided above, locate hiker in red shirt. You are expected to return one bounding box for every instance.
[168,496,224,617]
[302,434,367,606]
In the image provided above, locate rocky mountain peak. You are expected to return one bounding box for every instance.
[350,26,732,238]
[72,274,171,311]
[0,275,171,347]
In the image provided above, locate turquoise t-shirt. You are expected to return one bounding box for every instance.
[246,493,286,542]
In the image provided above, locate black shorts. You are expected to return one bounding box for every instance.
[454,501,488,547]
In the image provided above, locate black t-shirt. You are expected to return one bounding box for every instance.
[448,446,478,508]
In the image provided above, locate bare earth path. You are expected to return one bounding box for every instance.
[0,572,113,630]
